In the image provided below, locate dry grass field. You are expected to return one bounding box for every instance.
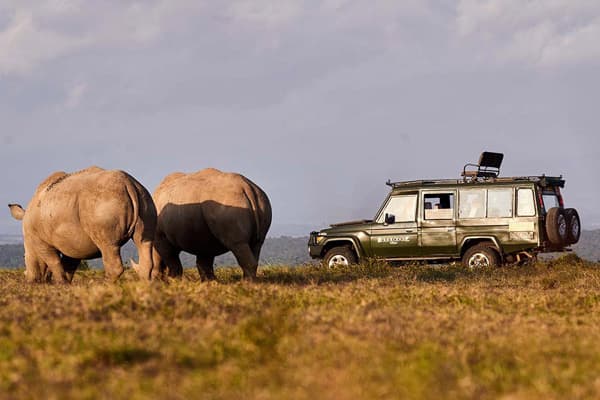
[1,256,600,400]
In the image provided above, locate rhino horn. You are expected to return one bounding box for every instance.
[130,259,152,281]
[130,259,140,273]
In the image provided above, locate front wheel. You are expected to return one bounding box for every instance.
[462,244,500,269]
[323,246,357,268]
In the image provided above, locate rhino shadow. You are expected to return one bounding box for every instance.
[155,201,270,280]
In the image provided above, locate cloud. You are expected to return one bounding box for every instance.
[63,81,86,109]
[0,1,206,76]
[1,1,599,114]
[0,9,88,75]
[227,0,303,28]
[455,0,600,67]
[3,0,600,80]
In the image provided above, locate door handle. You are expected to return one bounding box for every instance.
[405,229,414,233]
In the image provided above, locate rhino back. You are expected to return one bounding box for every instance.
[23,168,142,258]
[154,169,271,255]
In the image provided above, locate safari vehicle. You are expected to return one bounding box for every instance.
[308,152,581,268]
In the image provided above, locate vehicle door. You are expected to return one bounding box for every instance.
[370,192,420,259]
[420,190,458,256]
[509,186,540,249]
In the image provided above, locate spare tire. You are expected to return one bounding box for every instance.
[546,207,568,247]
[564,208,581,245]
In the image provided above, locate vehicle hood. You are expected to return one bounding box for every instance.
[330,219,373,227]
[319,219,373,235]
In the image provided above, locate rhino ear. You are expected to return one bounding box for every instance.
[8,204,25,221]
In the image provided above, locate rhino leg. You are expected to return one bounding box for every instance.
[99,245,125,282]
[132,238,154,281]
[24,249,44,283]
[150,246,166,281]
[155,239,183,278]
[41,264,52,283]
[252,242,263,263]
[231,243,258,281]
[196,255,216,282]
[62,256,80,283]
[165,252,184,278]
[37,245,69,284]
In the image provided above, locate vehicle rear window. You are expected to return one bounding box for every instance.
[459,189,485,219]
[517,188,536,217]
[458,188,513,219]
[487,188,513,218]
[542,193,559,211]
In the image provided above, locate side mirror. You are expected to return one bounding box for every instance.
[384,213,395,225]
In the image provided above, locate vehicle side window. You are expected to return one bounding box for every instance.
[459,189,485,219]
[424,193,454,220]
[377,194,417,223]
[517,188,536,217]
[488,188,513,218]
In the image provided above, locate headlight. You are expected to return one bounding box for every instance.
[316,235,327,244]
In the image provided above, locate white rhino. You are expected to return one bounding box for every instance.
[152,168,272,281]
[8,166,156,283]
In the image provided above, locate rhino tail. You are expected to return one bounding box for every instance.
[8,204,26,221]
[125,180,140,239]
[242,182,262,243]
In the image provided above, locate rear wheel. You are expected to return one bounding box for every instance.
[546,207,568,246]
[564,208,581,245]
[323,246,357,268]
[462,244,500,269]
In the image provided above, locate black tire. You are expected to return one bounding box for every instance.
[462,243,500,269]
[323,246,357,268]
[546,207,568,246]
[564,208,581,245]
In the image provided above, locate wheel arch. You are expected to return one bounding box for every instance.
[460,237,502,258]
[321,238,362,259]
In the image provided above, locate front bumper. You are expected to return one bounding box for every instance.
[308,232,325,259]
[308,244,324,259]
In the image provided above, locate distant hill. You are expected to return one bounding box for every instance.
[268,224,320,238]
[0,234,23,245]
[0,236,312,269]
[573,230,600,262]
[0,244,25,267]
[0,231,598,269]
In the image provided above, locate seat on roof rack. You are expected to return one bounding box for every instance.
[462,152,504,180]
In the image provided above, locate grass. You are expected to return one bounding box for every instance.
[1,257,600,399]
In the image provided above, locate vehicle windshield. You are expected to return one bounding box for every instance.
[377,194,417,223]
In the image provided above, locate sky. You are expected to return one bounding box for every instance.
[1,0,599,236]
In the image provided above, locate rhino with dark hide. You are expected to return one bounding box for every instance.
[152,168,272,281]
[8,166,156,283]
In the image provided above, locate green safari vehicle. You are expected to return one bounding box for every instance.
[308,152,581,268]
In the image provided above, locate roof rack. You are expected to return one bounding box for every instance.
[532,175,565,188]
[385,175,565,189]
[386,179,460,188]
